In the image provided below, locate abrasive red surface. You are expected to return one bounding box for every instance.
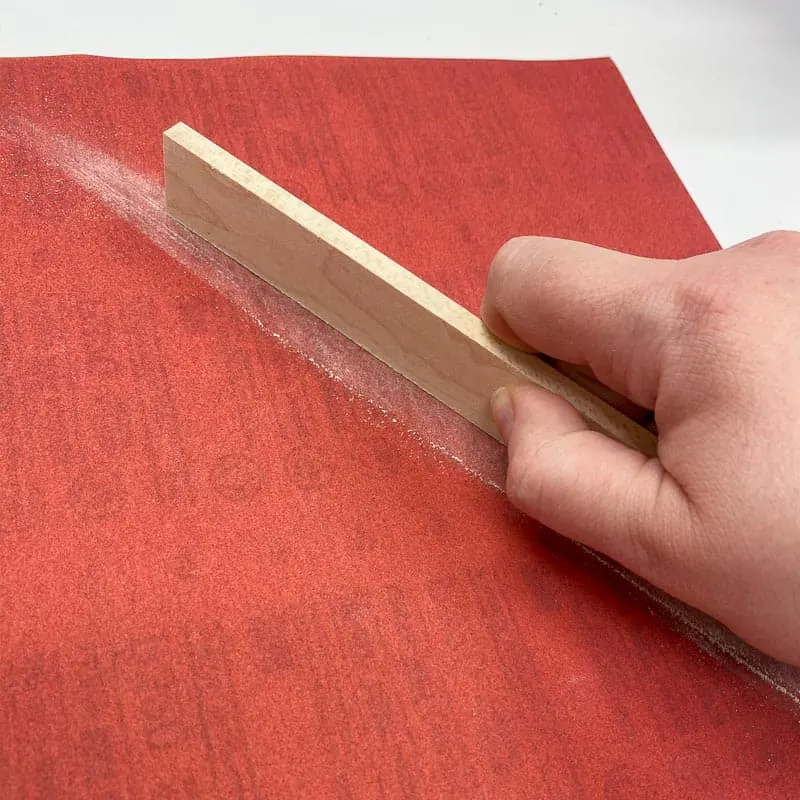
[0,55,797,798]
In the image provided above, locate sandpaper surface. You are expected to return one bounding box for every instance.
[0,55,798,798]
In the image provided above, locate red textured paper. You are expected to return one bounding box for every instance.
[0,55,797,799]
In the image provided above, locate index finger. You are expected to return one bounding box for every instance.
[480,236,674,410]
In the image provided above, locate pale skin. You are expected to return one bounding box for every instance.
[480,230,800,667]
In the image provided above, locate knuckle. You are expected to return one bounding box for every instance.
[668,275,740,336]
[744,229,800,253]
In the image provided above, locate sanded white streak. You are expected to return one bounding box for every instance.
[0,116,506,490]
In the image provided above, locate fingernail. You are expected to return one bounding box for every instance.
[490,386,515,443]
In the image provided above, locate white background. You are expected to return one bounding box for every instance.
[2,0,798,247]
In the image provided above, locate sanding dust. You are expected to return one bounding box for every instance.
[1,116,505,491]
[4,116,800,706]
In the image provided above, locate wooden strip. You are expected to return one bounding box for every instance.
[162,122,658,458]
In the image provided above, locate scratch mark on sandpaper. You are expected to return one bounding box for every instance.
[4,116,800,707]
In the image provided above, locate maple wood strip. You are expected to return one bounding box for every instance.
[162,122,658,458]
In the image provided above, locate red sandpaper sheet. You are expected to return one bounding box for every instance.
[1,55,798,798]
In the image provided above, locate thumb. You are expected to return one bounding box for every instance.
[491,383,695,594]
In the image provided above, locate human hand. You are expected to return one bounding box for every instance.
[481,231,800,667]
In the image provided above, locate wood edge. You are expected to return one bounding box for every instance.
[162,122,658,459]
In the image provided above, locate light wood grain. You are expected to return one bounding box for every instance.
[162,122,658,458]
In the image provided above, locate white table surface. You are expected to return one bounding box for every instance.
[3,0,798,248]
